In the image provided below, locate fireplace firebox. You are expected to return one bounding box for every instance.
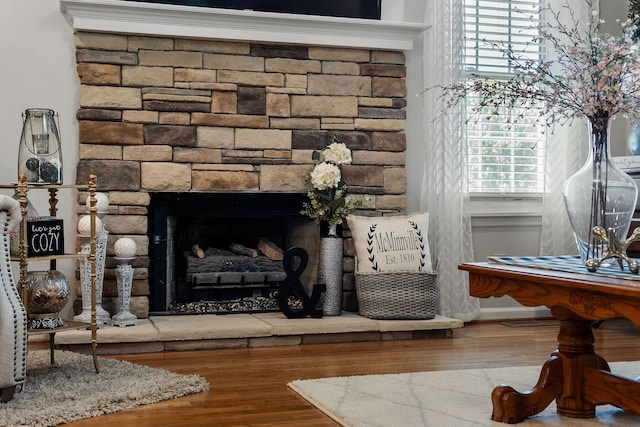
[148,192,317,313]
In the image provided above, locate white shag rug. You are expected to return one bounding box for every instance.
[288,362,640,426]
[0,350,209,427]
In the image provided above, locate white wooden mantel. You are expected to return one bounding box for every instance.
[59,0,428,51]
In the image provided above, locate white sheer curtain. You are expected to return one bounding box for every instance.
[420,0,480,322]
[540,0,593,256]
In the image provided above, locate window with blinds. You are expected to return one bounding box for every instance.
[464,0,545,193]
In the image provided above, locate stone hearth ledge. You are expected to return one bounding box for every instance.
[52,312,463,354]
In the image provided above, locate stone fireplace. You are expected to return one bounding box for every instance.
[62,0,421,318]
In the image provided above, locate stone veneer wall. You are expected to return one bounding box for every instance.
[72,31,408,318]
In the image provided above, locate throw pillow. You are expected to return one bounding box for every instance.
[347,211,432,273]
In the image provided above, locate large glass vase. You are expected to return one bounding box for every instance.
[563,117,638,267]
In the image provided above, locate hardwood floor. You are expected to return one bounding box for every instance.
[48,319,640,426]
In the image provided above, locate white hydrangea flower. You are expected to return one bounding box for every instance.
[322,142,352,165]
[310,162,341,190]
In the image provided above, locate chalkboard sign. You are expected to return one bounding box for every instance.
[27,219,64,257]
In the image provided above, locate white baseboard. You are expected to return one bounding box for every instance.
[478,306,552,321]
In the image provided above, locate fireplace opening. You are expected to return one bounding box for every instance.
[148,192,318,314]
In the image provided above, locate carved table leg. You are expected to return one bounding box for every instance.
[491,307,619,423]
[552,314,604,418]
[491,356,563,423]
[583,368,640,413]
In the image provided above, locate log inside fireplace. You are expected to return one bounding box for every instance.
[185,246,286,301]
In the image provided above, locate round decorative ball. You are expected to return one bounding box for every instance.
[86,192,109,213]
[77,214,102,236]
[26,270,71,315]
[114,237,137,258]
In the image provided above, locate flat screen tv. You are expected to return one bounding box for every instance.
[126,0,382,20]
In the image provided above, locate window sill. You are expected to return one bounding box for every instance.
[470,193,543,217]
[469,194,543,228]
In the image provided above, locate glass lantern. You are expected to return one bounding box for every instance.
[18,108,63,184]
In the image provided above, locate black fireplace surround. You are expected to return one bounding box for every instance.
[148,192,309,313]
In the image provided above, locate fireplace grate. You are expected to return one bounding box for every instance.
[178,247,287,312]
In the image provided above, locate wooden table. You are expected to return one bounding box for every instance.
[459,261,640,424]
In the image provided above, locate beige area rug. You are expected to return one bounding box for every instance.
[0,350,209,427]
[289,362,640,426]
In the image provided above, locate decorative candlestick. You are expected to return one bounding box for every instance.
[112,238,137,327]
[74,230,111,326]
[74,192,112,326]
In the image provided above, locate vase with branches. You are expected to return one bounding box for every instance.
[435,0,640,269]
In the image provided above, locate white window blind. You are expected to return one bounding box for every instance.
[464,0,545,193]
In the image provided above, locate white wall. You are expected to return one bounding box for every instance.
[381,0,426,23]
[1,2,79,184]
[1,1,79,302]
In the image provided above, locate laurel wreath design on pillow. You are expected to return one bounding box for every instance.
[366,224,379,271]
[409,220,427,271]
[365,220,426,272]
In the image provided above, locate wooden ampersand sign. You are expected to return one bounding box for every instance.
[278,247,325,319]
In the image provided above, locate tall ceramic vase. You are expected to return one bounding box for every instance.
[318,224,343,316]
[563,117,638,267]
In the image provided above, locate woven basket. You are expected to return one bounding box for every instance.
[355,271,438,320]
